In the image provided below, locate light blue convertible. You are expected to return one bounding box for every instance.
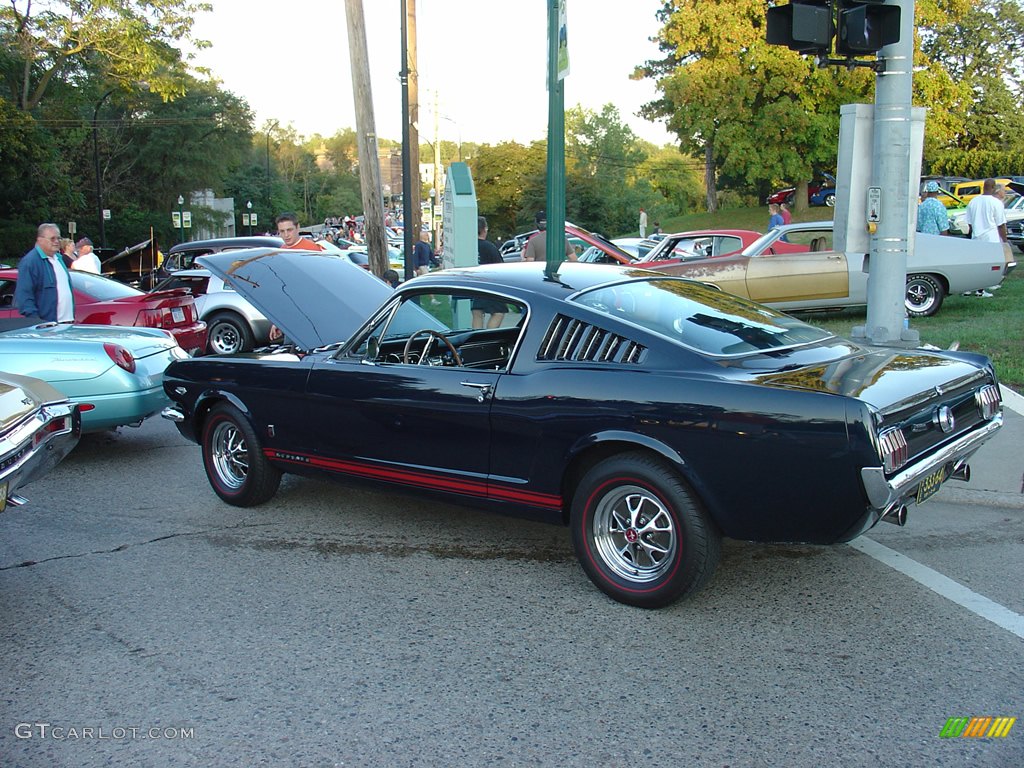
[0,319,188,432]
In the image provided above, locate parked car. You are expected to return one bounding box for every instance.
[156,237,285,287]
[948,178,1016,206]
[643,220,1016,317]
[160,250,1003,608]
[0,267,207,356]
[0,370,81,513]
[767,172,837,207]
[153,269,271,355]
[0,317,187,432]
[948,183,1024,237]
[637,229,775,267]
[919,175,969,208]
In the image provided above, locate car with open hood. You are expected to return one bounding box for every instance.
[0,370,81,513]
[0,318,188,432]
[160,249,1003,608]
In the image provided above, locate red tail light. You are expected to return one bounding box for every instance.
[103,343,136,373]
[136,308,164,328]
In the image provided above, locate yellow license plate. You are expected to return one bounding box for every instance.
[0,480,7,514]
[916,466,948,505]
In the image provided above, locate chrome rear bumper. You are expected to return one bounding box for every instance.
[860,413,1003,512]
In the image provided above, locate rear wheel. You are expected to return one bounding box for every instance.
[201,403,281,506]
[570,452,720,608]
[824,193,836,207]
[906,274,945,317]
[206,312,253,355]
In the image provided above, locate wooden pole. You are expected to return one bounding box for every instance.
[344,0,388,277]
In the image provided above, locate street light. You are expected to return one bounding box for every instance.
[92,88,116,249]
[177,195,185,244]
[265,120,279,217]
[246,200,253,236]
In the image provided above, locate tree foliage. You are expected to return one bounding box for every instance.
[0,0,210,110]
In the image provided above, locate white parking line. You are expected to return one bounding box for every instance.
[850,537,1024,640]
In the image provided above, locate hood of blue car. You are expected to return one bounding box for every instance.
[196,248,393,350]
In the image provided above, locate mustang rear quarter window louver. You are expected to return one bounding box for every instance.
[538,315,647,364]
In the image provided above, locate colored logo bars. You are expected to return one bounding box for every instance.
[940,716,1016,739]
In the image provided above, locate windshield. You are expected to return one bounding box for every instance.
[70,270,143,299]
[572,278,833,356]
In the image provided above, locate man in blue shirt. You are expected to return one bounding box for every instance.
[15,223,75,322]
[413,231,434,276]
[916,181,950,235]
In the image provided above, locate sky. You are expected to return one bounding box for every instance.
[188,0,675,148]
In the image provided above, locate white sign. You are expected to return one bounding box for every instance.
[867,187,881,223]
[250,213,258,226]
[172,211,181,228]
[102,209,111,220]
[242,214,250,226]
[182,211,192,229]
[68,221,77,235]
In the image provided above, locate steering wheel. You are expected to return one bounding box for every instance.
[402,329,463,366]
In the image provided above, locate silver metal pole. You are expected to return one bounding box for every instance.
[864,0,917,345]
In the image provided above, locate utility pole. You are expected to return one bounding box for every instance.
[345,0,388,277]
[401,0,415,281]
[406,0,421,244]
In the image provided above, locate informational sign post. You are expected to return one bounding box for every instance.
[441,162,478,268]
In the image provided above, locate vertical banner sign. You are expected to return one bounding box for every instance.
[545,0,567,274]
[172,212,181,228]
[251,213,258,227]
[557,0,569,81]
[182,211,192,229]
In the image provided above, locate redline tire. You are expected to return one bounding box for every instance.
[570,452,720,608]
[201,403,281,507]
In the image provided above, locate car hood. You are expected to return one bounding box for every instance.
[196,248,392,349]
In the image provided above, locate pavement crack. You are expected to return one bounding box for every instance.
[0,520,278,570]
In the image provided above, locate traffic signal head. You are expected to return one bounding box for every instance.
[766,1,835,55]
[836,0,901,56]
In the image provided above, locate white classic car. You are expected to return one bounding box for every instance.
[644,221,1016,316]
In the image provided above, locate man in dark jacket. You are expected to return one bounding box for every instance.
[15,223,75,322]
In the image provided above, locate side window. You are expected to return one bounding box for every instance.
[717,236,742,255]
[0,278,15,307]
[784,230,833,251]
[349,291,527,370]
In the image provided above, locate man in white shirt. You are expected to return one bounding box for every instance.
[965,178,1007,243]
[71,236,102,274]
[14,223,75,322]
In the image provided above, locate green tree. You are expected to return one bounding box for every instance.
[471,140,545,240]
[1,0,210,110]
[638,0,873,213]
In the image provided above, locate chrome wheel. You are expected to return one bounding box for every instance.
[591,483,677,584]
[210,419,248,490]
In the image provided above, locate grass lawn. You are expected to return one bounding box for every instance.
[653,206,1024,391]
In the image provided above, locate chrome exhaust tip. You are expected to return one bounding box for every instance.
[949,462,971,483]
[882,505,908,526]
[5,493,29,507]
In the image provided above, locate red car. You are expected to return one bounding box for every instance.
[0,267,207,355]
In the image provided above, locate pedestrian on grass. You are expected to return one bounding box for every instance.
[413,231,434,276]
[639,207,648,238]
[768,203,784,230]
[472,216,506,329]
[916,181,950,236]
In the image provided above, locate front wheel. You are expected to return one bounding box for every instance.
[905,274,946,317]
[824,193,836,207]
[201,403,281,506]
[570,452,720,608]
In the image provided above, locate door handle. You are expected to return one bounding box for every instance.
[460,381,493,403]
